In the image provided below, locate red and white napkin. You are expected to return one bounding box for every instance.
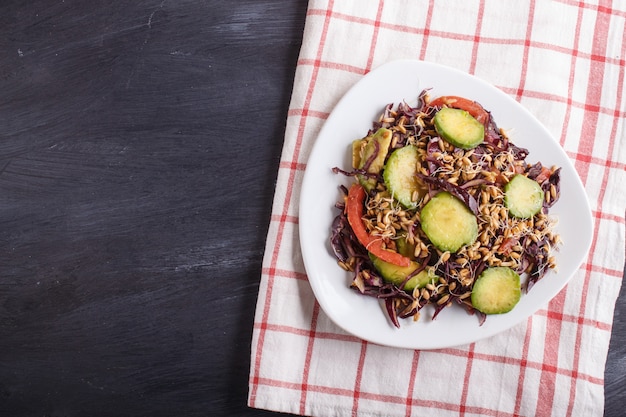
[249,1,626,416]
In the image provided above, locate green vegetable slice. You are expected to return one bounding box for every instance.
[383,145,425,209]
[420,191,478,253]
[471,267,521,314]
[395,234,416,260]
[352,128,392,191]
[504,174,544,218]
[433,107,484,149]
[370,254,437,292]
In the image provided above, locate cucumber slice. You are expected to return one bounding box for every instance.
[433,107,484,150]
[353,128,392,191]
[370,254,437,292]
[420,192,478,252]
[383,145,425,209]
[504,174,544,218]
[471,267,521,314]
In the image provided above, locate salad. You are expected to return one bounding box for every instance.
[330,91,561,327]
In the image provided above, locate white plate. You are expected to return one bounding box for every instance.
[299,59,593,350]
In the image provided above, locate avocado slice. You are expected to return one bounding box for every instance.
[353,128,392,191]
[395,234,416,260]
[370,253,438,292]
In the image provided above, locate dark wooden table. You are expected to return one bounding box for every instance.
[1,1,623,416]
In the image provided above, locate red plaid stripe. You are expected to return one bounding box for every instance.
[251,0,332,406]
[249,0,625,416]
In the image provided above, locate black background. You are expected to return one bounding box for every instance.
[1,1,623,416]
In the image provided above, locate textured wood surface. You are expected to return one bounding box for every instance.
[0,1,623,416]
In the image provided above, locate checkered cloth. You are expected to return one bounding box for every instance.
[248,1,626,416]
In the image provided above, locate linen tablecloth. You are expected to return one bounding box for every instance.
[249,1,625,416]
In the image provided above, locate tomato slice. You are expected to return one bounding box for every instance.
[345,184,372,245]
[497,237,518,255]
[346,183,411,267]
[534,166,552,184]
[429,95,489,126]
